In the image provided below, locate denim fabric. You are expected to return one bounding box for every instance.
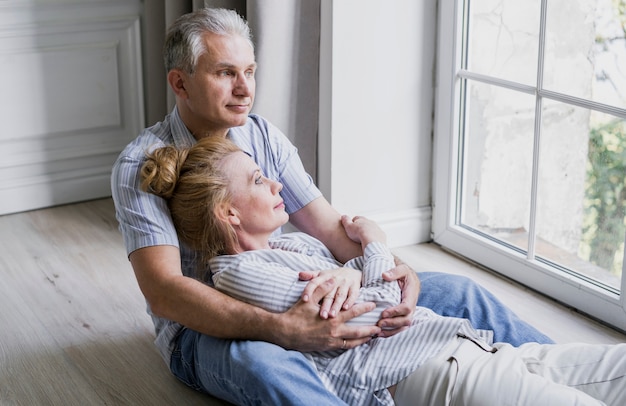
[170,329,347,406]
[416,272,554,346]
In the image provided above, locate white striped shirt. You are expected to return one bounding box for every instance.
[210,233,493,406]
[110,107,322,363]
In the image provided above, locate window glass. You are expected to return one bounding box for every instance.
[467,0,541,85]
[436,0,626,329]
[544,0,626,109]
[460,80,536,253]
[536,100,624,289]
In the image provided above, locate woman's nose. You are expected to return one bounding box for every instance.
[272,179,283,194]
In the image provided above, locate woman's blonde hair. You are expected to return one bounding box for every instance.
[140,137,242,272]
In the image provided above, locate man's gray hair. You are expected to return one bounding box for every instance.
[163,8,253,74]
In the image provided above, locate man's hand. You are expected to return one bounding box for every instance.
[340,215,386,247]
[377,262,420,337]
[273,277,381,352]
[298,267,361,319]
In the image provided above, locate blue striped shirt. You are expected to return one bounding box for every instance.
[210,232,493,406]
[110,107,322,363]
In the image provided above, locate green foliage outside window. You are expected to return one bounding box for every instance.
[580,0,626,275]
[582,119,626,273]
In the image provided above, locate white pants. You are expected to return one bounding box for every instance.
[394,335,626,406]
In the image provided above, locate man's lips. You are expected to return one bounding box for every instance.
[226,102,250,112]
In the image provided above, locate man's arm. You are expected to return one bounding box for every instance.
[129,245,380,351]
[289,197,361,263]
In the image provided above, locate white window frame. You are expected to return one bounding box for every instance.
[432,0,626,331]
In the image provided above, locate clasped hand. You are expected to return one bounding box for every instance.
[282,264,418,352]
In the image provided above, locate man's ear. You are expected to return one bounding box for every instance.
[167,69,188,99]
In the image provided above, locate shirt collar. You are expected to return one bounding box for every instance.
[168,105,252,155]
[169,106,197,149]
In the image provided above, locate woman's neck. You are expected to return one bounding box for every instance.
[232,232,272,253]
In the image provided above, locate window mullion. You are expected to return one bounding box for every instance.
[527,0,549,260]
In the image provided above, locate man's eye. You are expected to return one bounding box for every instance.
[255,176,263,184]
[245,70,255,78]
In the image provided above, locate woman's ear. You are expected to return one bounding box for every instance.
[214,204,240,226]
[228,207,241,226]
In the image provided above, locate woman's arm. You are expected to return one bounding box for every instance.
[130,245,381,351]
[340,216,402,326]
[210,251,311,313]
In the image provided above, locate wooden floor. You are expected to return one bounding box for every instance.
[0,199,222,405]
[1,199,624,405]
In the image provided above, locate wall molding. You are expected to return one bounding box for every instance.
[0,1,143,215]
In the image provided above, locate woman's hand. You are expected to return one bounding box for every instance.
[377,262,420,337]
[299,267,362,319]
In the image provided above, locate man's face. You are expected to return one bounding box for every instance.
[180,32,257,137]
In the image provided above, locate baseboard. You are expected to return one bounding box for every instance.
[368,206,432,248]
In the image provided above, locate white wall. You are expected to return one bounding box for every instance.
[0,0,438,250]
[319,0,437,247]
[0,0,144,215]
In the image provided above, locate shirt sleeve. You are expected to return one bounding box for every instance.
[210,253,308,313]
[343,242,401,326]
[110,135,179,256]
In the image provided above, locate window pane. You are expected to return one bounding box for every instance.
[544,0,626,109]
[460,80,536,252]
[467,0,541,85]
[536,100,624,289]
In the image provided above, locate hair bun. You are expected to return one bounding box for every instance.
[141,145,187,199]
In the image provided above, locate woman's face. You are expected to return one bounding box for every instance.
[221,151,289,236]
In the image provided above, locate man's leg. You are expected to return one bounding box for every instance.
[416,272,554,345]
[170,328,346,406]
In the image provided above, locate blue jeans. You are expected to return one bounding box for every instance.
[170,272,553,405]
[417,272,554,346]
[170,330,347,405]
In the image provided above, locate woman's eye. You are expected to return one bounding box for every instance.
[255,176,263,185]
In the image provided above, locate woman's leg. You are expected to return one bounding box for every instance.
[417,271,554,345]
[170,328,346,406]
[452,341,605,405]
[395,337,619,406]
[514,341,626,406]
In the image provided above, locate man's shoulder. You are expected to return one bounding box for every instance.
[118,121,174,159]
